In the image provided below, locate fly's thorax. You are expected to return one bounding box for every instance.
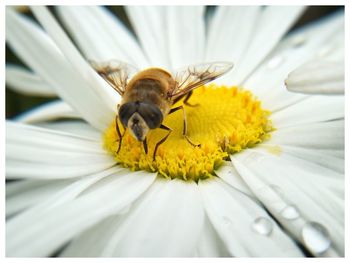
[126,67,175,94]
[123,68,175,116]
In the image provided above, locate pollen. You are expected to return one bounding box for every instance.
[103,84,273,181]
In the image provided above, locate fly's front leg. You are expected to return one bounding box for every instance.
[183,90,199,107]
[153,124,172,161]
[169,105,201,147]
[115,116,125,154]
[143,138,148,154]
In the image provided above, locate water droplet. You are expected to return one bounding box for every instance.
[267,56,283,69]
[301,222,331,255]
[281,205,300,220]
[252,217,273,236]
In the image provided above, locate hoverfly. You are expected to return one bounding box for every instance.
[91,60,233,160]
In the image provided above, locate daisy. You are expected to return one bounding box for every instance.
[5,6,344,257]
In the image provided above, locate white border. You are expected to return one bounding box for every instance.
[2,1,349,262]
[2,0,349,6]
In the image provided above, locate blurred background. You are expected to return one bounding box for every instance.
[5,6,343,119]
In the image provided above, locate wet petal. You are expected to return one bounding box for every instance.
[232,150,344,256]
[199,177,303,257]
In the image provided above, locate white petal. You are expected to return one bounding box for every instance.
[61,215,122,257]
[56,6,149,68]
[6,8,116,131]
[199,177,303,257]
[99,179,205,257]
[261,144,344,174]
[6,160,115,180]
[285,59,344,94]
[6,121,115,179]
[269,120,344,152]
[37,120,101,140]
[6,170,156,257]
[206,7,260,66]
[214,161,255,198]
[37,166,125,210]
[6,179,74,217]
[6,121,102,150]
[225,6,305,85]
[6,64,56,96]
[244,12,344,111]
[232,150,344,256]
[167,6,205,69]
[15,100,80,123]
[126,6,171,68]
[195,215,231,257]
[271,95,344,128]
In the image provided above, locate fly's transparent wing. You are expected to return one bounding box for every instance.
[170,62,233,99]
[90,60,138,95]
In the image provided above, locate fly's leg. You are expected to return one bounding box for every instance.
[169,105,201,147]
[153,124,172,161]
[172,90,199,107]
[143,138,148,154]
[183,90,199,107]
[115,116,125,154]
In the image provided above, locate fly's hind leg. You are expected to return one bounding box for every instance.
[169,105,201,148]
[153,124,172,161]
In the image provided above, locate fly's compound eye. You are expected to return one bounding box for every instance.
[119,102,138,127]
[138,102,163,129]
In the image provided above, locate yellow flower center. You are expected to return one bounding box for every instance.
[103,84,273,181]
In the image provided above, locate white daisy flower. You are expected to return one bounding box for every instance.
[5,6,344,257]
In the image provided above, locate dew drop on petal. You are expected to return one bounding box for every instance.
[251,217,273,236]
[280,205,300,220]
[301,222,331,255]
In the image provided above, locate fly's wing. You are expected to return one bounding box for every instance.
[90,60,138,95]
[169,62,233,100]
